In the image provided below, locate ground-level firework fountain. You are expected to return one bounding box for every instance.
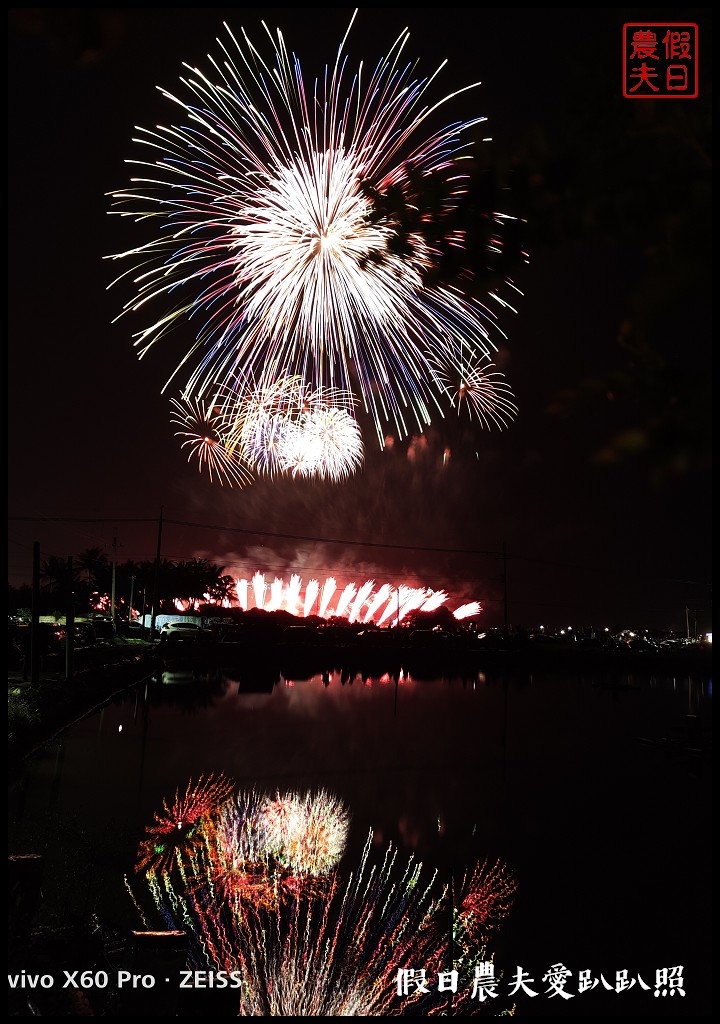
[172,571,482,624]
[129,776,517,1016]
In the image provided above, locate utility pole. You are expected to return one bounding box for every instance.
[30,541,40,685]
[110,535,117,628]
[447,867,454,1016]
[129,575,135,626]
[503,544,510,638]
[65,555,74,680]
[150,505,164,639]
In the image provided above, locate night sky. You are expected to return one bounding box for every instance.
[7,8,712,633]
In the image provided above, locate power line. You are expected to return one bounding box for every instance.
[8,514,712,588]
[8,514,501,558]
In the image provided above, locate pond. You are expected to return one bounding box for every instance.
[8,662,712,1017]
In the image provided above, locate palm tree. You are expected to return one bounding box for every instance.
[172,558,228,607]
[40,555,72,594]
[76,547,109,587]
[206,574,238,605]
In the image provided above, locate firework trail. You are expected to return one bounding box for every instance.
[252,572,267,609]
[454,601,483,620]
[348,580,375,623]
[269,577,284,611]
[107,11,519,459]
[303,579,319,617]
[318,577,337,618]
[457,858,517,946]
[285,573,302,616]
[376,584,428,625]
[131,779,517,1016]
[362,583,393,623]
[422,590,450,612]
[334,583,358,619]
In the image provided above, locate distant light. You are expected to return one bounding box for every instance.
[118,725,123,733]
[706,633,712,643]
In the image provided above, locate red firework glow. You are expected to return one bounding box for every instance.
[136,773,234,876]
[231,572,481,624]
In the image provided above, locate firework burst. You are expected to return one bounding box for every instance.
[107,11,519,456]
[169,395,254,488]
[280,405,364,480]
[259,789,350,876]
[136,772,234,876]
[209,375,365,482]
[442,362,519,429]
[225,375,304,478]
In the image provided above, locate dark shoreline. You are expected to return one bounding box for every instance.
[8,637,711,772]
[156,633,713,681]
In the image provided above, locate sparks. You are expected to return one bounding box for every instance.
[227,572,481,623]
[131,778,517,1015]
[107,11,520,471]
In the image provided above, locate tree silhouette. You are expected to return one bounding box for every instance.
[39,555,73,595]
[75,547,109,587]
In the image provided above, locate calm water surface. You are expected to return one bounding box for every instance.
[9,663,712,1016]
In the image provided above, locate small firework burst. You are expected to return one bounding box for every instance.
[136,773,234,876]
[281,406,364,481]
[440,361,518,430]
[169,395,254,488]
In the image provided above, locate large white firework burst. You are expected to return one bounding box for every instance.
[224,375,364,481]
[107,10,519,453]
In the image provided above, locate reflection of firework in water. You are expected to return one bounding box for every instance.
[131,779,517,1015]
[457,858,518,945]
[107,13,519,452]
[260,789,349,876]
[136,773,234,876]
